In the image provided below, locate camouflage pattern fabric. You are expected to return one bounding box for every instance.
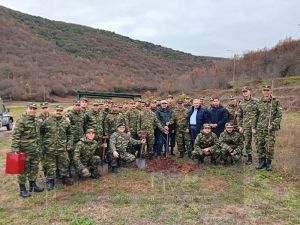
[85,110,104,142]
[219,130,244,161]
[104,111,125,136]
[192,131,221,158]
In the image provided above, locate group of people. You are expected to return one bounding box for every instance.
[11,84,282,197]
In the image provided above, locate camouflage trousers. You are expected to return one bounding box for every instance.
[242,127,255,155]
[192,145,221,159]
[18,153,40,185]
[175,130,191,153]
[256,129,276,160]
[43,151,70,179]
[109,151,135,167]
[76,156,101,176]
[127,132,140,154]
[140,130,155,155]
[220,145,243,162]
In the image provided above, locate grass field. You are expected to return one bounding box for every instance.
[0,103,299,225]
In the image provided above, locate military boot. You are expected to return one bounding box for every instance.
[179,151,184,158]
[29,181,44,192]
[62,177,73,186]
[112,166,119,174]
[198,155,204,164]
[245,154,253,165]
[46,179,55,190]
[187,151,192,159]
[90,170,100,179]
[170,147,175,156]
[210,156,217,165]
[19,184,31,198]
[255,158,266,170]
[266,159,272,171]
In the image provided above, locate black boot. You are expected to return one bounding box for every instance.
[112,166,119,174]
[266,159,272,171]
[62,177,73,186]
[255,158,266,170]
[19,184,31,198]
[170,147,175,156]
[90,170,100,179]
[29,181,44,192]
[148,153,153,160]
[210,156,217,165]
[245,154,253,165]
[179,151,184,158]
[198,155,204,164]
[187,151,192,159]
[46,179,54,190]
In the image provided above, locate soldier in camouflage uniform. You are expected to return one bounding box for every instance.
[74,129,104,178]
[108,123,146,173]
[85,100,104,144]
[40,105,74,190]
[237,86,258,165]
[167,95,176,155]
[150,99,158,113]
[254,85,282,171]
[226,96,239,125]
[104,104,126,136]
[192,124,221,164]
[11,103,44,197]
[184,96,192,111]
[219,123,244,164]
[171,100,191,158]
[65,100,84,176]
[138,102,166,159]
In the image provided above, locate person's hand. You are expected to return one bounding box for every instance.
[164,126,169,131]
[101,143,108,148]
[82,168,90,177]
[268,125,272,130]
[166,122,170,126]
[252,129,256,134]
[127,131,131,136]
[140,139,146,144]
[185,128,189,133]
[113,151,119,158]
[230,150,237,156]
[239,127,244,133]
[163,128,169,134]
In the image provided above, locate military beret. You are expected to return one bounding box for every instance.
[225,123,234,128]
[203,124,211,129]
[262,85,271,90]
[40,102,49,108]
[55,105,64,111]
[161,100,168,104]
[116,122,126,128]
[86,128,95,133]
[27,102,38,109]
[74,100,81,106]
[167,94,173,99]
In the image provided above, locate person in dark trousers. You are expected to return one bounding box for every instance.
[155,100,172,157]
[188,98,209,147]
[208,97,229,137]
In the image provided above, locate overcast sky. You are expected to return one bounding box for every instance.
[1,0,299,57]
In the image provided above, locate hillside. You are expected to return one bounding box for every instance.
[0,5,222,101]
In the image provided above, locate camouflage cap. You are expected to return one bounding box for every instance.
[27,102,38,109]
[167,94,173,99]
[135,98,142,102]
[55,105,64,111]
[80,97,88,102]
[225,122,234,128]
[185,96,191,99]
[229,95,235,100]
[40,102,49,108]
[116,122,126,128]
[177,99,184,104]
[151,99,157,104]
[74,100,81,106]
[203,124,211,129]
[86,128,95,133]
[145,102,151,107]
[262,84,271,90]
[161,100,168,104]
[92,100,101,106]
[242,86,251,91]
[200,96,205,100]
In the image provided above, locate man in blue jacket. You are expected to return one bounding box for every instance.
[188,98,209,149]
[208,97,229,137]
[155,100,172,157]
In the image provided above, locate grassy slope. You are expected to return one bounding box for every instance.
[0,104,299,225]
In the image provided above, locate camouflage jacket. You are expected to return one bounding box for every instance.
[65,109,84,142]
[194,131,219,151]
[104,111,125,136]
[237,98,258,129]
[40,115,72,153]
[225,104,237,124]
[171,108,189,131]
[85,110,104,139]
[139,110,163,133]
[109,132,140,153]
[74,137,98,171]
[255,96,282,131]
[80,109,89,133]
[219,130,243,150]
[124,108,140,133]
[11,114,41,154]
[37,112,50,122]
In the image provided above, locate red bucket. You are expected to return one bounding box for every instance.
[5,152,26,174]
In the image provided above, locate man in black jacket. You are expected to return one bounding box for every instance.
[155,100,172,157]
[208,97,229,137]
[188,98,209,147]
